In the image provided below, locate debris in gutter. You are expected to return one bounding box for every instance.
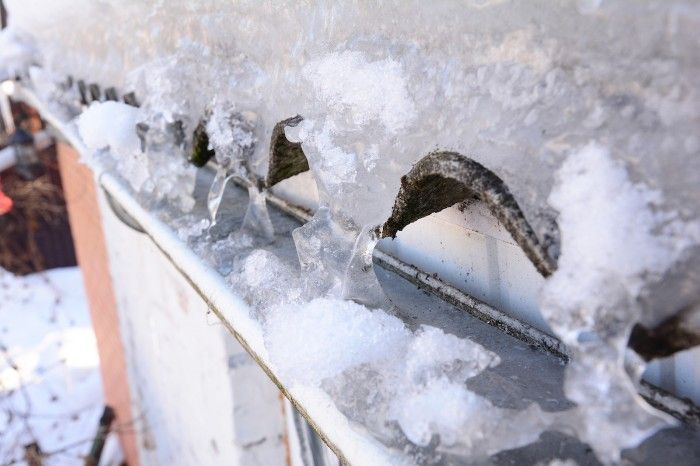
[629,309,700,361]
[189,115,215,168]
[382,151,559,277]
[266,115,309,187]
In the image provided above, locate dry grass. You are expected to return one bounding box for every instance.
[0,152,67,274]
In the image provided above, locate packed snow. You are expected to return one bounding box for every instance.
[78,102,141,157]
[2,0,700,464]
[0,267,105,465]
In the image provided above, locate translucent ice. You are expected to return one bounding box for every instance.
[227,249,302,314]
[205,102,257,175]
[74,100,197,211]
[172,215,210,241]
[203,101,275,239]
[541,142,700,462]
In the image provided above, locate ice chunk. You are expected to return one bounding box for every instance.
[391,377,487,447]
[228,249,301,313]
[292,207,357,299]
[203,102,275,240]
[172,214,210,241]
[198,231,255,276]
[382,327,547,457]
[292,207,386,306]
[265,294,520,455]
[402,326,501,384]
[265,298,412,385]
[541,142,700,462]
[205,102,257,175]
[386,327,503,448]
[130,110,197,212]
[543,142,700,343]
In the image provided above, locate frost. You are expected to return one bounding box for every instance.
[303,51,416,134]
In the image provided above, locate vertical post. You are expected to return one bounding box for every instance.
[1,1,7,30]
[85,406,116,466]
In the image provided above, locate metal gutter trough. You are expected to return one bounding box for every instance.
[100,165,700,466]
[13,83,700,466]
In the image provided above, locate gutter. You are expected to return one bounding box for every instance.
[10,81,700,465]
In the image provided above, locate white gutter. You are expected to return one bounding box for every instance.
[100,173,407,466]
[9,80,407,466]
[11,80,699,462]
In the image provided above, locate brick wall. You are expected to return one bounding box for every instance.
[56,142,139,466]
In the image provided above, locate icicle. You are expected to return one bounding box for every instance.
[202,100,276,242]
[241,185,274,242]
[341,226,387,307]
[207,166,234,231]
[539,143,700,462]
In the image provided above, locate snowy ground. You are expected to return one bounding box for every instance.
[0,266,104,465]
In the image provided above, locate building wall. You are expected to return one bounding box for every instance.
[59,141,290,465]
[97,190,288,466]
